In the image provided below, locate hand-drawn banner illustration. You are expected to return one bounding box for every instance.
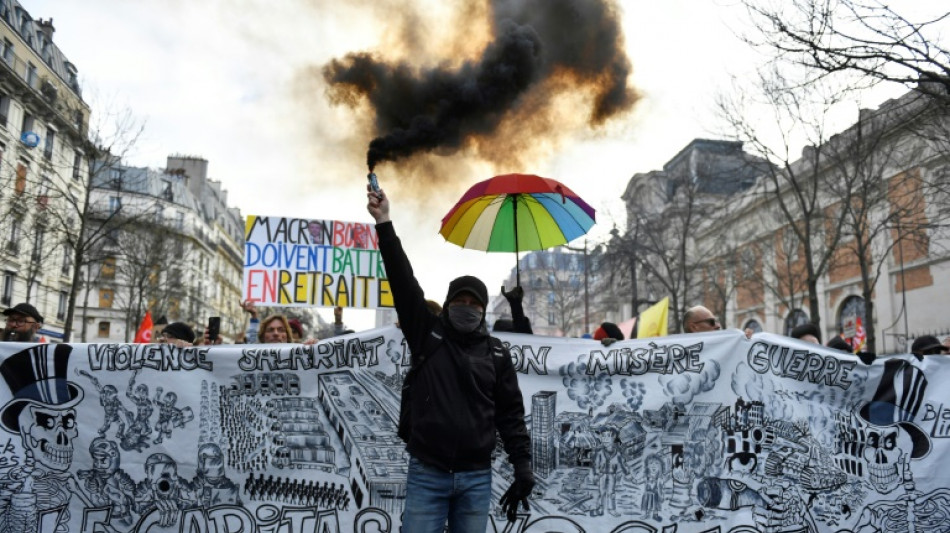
[243,215,391,308]
[1,329,948,533]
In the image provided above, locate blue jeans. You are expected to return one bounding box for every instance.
[402,456,492,533]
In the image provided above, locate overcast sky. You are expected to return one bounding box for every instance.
[23,0,907,330]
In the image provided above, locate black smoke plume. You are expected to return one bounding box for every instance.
[323,0,637,171]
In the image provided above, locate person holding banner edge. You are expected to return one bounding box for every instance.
[366,185,534,532]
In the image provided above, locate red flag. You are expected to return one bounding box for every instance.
[134,311,154,343]
[853,317,866,353]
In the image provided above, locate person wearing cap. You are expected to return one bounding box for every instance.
[2,302,43,342]
[683,305,721,333]
[160,322,196,348]
[911,335,950,357]
[593,321,624,346]
[367,185,532,532]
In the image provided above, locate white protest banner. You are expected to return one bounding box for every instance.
[243,216,391,308]
[0,329,947,533]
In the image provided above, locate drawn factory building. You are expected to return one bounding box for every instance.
[316,370,408,514]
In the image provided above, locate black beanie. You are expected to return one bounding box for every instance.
[162,322,196,343]
[790,323,821,343]
[445,275,489,308]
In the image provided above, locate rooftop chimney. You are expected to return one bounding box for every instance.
[36,18,54,42]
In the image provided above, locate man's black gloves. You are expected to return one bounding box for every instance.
[500,463,534,521]
[502,285,524,306]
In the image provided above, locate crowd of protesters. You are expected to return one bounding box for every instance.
[1,296,947,361]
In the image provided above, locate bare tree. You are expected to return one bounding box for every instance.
[821,99,950,352]
[716,72,852,329]
[620,184,714,334]
[542,261,586,337]
[105,224,189,341]
[741,0,950,100]
[48,107,146,341]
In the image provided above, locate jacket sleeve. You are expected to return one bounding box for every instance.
[333,322,347,337]
[509,298,533,335]
[494,346,531,468]
[246,318,259,344]
[375,221,437,360]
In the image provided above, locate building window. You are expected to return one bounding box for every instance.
[1,271,12,306]
[57,291,67,320]
[6,217,19,254]
[14,162,26,195]
[43,128,55,160]
[20,113,33,136]
[176,211,184,230]
[0,93,9,128]
[37,174,50,208]
[784,309,809,336]
[99,288,114,308]
[72,151,82,180]
[1,38,12,64]
[109,196,121,214]
[25,62,36,88]
[30,225,44,263]
[100,256,116,279]
[837,295,865,350]
[61,244,72,276]
[97,321,110,338]
[743,319,763,334]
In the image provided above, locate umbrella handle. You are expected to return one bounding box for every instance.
[513,195,520,286]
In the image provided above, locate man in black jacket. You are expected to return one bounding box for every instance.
[367,186,533,532]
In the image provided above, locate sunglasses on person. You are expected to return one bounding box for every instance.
[691,317,720,327]
[5,316,36,326]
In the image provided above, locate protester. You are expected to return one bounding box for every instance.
[160,322,195,348]
[259,315,292,344]
[367,185,533,532]
[152,315,169,343]
[492,285,533,334]
[288,318,305,342]
[683,306,721,333]
[593,321,623,346]
[332,306,355,336]
[1,303,42,342]
[826,336,852,352]
[911,335,950,356]
[790,323,822,344]
[242,300,317,344]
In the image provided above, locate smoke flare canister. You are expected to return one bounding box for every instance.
[367,172,381,194]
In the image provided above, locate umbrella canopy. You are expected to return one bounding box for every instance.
[440,174,595,283]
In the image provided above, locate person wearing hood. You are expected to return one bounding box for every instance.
[367,186,533,533]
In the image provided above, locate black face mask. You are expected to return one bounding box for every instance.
[447,305,483,333]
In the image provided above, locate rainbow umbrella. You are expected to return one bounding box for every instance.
[440,173,596,285]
